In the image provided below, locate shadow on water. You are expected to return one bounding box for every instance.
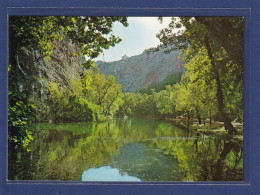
[9,118,243,181]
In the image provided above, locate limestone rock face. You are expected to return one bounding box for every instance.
[39,37,85,88]
[96,49,184,92]
[19,36,85,99]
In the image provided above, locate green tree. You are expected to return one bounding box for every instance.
[117,92,139,117]
[69,70,103,121]
[173,81,193,121]
[156,85,177,118]
[9,16,128,150]
[156,17,243,134]
[88,73,123,116]
[178,48,218,125]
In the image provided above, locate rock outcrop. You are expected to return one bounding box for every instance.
[96,49,184,92]
[18,36,86,100]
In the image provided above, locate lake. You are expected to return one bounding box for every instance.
[10,118,243,181]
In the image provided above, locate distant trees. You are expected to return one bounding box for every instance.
[117,93,138,117]
[156,85,176,117]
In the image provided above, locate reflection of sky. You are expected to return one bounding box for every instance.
[82,166,141,181]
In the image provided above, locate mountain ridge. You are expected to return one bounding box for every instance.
[96,49,184,92]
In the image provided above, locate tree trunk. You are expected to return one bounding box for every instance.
[209,109,212,126]
[204,37,238,135]
[187,111,190,130]
[172,106,176,119]
[196,108,202,125]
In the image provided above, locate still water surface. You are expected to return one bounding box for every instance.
[14,118,243,181]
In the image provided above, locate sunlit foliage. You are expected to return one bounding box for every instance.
[9,16,128,151]
[155,17,243,134]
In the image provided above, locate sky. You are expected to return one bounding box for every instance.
[94,17,172,62]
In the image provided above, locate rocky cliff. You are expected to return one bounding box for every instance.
[18,35,86,100]
[96,49,184,92]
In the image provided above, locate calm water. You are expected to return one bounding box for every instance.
[10,118,243,181]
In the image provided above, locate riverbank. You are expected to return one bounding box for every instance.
[140,115,243,137]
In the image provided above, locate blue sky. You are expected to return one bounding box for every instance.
[94,17,172,62]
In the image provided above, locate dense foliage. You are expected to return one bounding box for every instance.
[8,16,128,152]
[36,69,123,122]
[154,17,244,134]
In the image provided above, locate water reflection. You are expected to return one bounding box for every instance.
[82,166,141,181]
[9,118,243,181]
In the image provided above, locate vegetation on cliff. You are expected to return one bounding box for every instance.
[8,16,128,164]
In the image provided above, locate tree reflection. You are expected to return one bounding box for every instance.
[10,119,243,181]
[151,132,243,181]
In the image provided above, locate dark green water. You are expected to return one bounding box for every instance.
[10,118,243,181]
